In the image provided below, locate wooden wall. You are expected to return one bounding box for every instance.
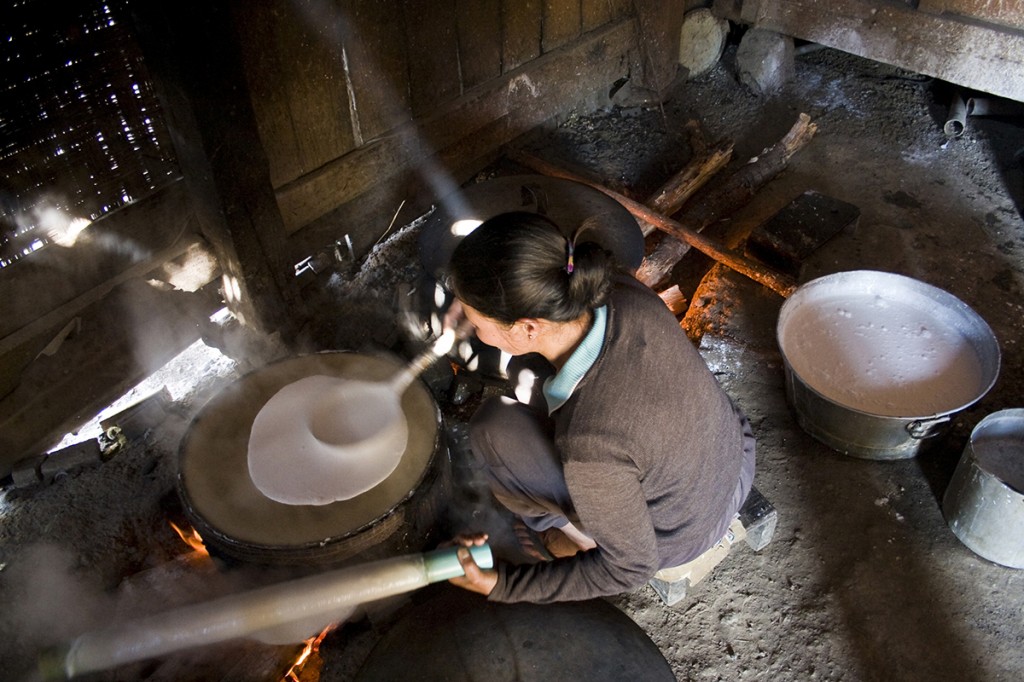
[715,0,1024,103]
[230,0,636,258]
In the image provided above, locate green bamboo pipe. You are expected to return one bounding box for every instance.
[40,544,493,680]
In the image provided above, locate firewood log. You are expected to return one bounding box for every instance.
[508,150,798,298]
[637,121,734,237]
[636,113,818,288]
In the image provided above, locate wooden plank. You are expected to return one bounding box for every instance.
[582,0,632,31]
[738,0,1024,102]
[542,0,582,52]
[746,190,861,275]
[457,0,503,90]
[282,2,354,177]
[344,0,413,143]
[405,0,462,116]
[233,0,353,188]
[502,0,543,71]
[233,5,301,187]
[919,0,1024,32]
[582,0,613,30]
[279,19,637,241]
[0,180,197,342]
[631,0,686,96]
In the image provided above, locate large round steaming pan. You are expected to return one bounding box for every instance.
[777,271,1000,459]
[177,351,446,566]
[943,408,1024,568]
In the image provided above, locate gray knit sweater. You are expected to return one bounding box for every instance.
[489,276,752,603]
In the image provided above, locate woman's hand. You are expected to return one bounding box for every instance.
[447,533,498,596]
[443,299,466,334]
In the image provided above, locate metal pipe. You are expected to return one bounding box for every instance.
[41,545,492,680]
[944,92,968,138]
[945,92,1024,138]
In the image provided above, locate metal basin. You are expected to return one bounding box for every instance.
[943,408,1024,568]
[777,270,1000,459]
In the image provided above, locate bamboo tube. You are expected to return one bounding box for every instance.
[43,545,493,680]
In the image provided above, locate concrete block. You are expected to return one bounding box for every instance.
[39,439,102,483]
[738,485,778,551]
[11,455,45,488]
[736,28,795,95]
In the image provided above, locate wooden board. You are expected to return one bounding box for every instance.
[343,0,414,143]
[632,0,687,96]
[503,0,543,71]
[746,190,861,275]
[722,0,1024,102]
[582,0,616,30]
[405,0,462,116]
[919,0,1024,31]
[582,0,636,32]
[233,0,354,188]
[458,0,502,89]
[542,0,582,52]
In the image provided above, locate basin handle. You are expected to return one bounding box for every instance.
[907,415,951,439]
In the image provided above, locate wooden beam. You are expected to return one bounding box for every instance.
[275,19,637,235]
[724,0,1024,102]
[0,232,205,360]
[134,1,300,334]
[918,1,1024,32]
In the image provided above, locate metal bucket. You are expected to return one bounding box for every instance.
[777,271,1000,459]
[943,409,1024,568]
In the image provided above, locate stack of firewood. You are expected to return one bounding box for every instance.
[510,113,819,341]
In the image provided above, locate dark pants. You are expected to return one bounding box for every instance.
[469,396,576,533]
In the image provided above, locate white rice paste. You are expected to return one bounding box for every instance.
[781,292,985,417]
[247,375,408,505]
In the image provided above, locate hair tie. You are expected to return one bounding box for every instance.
[566,219,598,275]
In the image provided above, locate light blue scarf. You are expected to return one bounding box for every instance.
[542,305,607,414]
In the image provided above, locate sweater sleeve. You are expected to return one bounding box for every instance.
[488,453,659,604]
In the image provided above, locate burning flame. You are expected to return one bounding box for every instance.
[169,520,209,556]
[283,625,334,682]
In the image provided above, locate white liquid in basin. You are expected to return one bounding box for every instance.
[781,292,986,417]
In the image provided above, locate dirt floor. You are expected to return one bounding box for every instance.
[1,44,1023,681]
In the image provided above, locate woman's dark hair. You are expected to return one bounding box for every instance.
[446,211,618,324]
